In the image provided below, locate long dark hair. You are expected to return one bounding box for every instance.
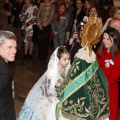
[57,46,69,59]
[98,27,120,59]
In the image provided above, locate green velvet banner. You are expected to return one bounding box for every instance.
[56,57,110,120]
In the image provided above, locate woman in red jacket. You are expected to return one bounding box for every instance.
[97,27,120,120]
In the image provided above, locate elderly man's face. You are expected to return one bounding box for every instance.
[110,20,120,33]
[0,39,17,62]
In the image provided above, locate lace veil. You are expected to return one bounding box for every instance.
[47,46,70,83]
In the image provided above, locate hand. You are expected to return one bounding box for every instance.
[54,32,57,35]
[69,32,78,45]
[38,24,43,30]
[72,32,78,39]
[22,23,27,29]
[5,11,11,16]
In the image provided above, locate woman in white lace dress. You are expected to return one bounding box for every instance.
[17,46,70,120]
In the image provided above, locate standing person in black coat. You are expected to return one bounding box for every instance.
[11,0,25,50]
[71,0,85,33]
[0,31,17,120]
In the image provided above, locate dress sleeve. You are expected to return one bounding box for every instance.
[36,3,43,24]
[108,55,120,87]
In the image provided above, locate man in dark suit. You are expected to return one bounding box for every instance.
[0,31,17,120]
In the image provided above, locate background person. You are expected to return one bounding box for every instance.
[19,0,38,59]
[83,0,95,17]
[51,1,70,50]
[71,0,85,33]
[64,0,74,40]
[98,1,112,25]
[83,6,98,23]
[108,18,120,33]
[11,0,25,51]
[102,6,120,32]
[36,0,55,62]
[97,27,120,120]
[65,32,81,63]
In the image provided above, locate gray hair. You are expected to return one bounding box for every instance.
[0,31,17,44]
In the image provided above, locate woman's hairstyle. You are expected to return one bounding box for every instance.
[85,0,95,6]
[110,6,120,18]
[28,0,35,4]
[58,1,66,8]
[114,6,120,14]
[57,47,69,59]
[88,6,98,17]
[0,31,16,44]
[84,0,95,16]
[97,27,120,59]
[76,0,84,4]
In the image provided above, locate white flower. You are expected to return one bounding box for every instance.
[60,16,66,20]
[105,59,114,65]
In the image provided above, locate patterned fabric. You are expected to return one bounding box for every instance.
[56,57,110,120]
[19,4,38,42]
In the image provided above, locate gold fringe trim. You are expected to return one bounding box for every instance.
[56,102,62,120]
[62,111,110,120]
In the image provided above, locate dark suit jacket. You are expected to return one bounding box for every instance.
[0,56,16,120]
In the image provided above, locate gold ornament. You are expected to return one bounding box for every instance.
[80,16,103,56]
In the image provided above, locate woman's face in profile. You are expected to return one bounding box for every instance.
[59,53,70,68]
[103,33,113,50]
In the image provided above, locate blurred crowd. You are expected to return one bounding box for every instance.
[0,0,117,61]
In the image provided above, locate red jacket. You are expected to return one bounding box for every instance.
[97,48,120,120]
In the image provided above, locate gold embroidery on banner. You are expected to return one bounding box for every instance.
[61,71,109,119]
[61,62,98,103]
[59,59,96,97]
[62,111,110,120]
